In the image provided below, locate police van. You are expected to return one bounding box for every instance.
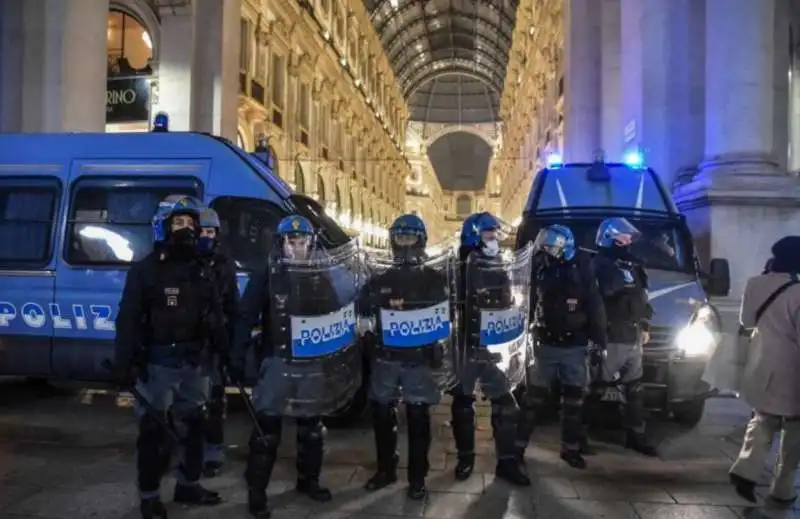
[0,132,367,426]
[515,152,731,426]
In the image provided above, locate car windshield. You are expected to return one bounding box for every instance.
[519,215,694,272]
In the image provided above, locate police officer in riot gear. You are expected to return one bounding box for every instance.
[196,208,238,477]
[450,212,532,486]
[114,195,225,519]
[359,214,455,500]
[517,225,608,470]
[229,215,362,519]
[593,217,657,456]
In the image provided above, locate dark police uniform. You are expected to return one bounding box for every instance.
[519,248,607,469]
[359,214,455,500]
[229,216,361,518]
[115,195,225,519]
[452,246,532,486]
[197,210,238,476]
[593,247,657,456]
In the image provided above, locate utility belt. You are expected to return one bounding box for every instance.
[607,321,640,344]
[375,342,443,369]
[534,328,589,347]
[148,340,206,368]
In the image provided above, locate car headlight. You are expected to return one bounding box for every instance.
[674,304,720,356]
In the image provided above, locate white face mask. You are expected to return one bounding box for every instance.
[482,239,500,257]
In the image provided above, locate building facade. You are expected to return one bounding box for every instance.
[0,0,411,246]
[492,0,800,296]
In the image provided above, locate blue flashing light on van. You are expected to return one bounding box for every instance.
[517,153,731,426]
[0,132,365,425]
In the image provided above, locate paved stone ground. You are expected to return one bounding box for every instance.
[0,379,797,519]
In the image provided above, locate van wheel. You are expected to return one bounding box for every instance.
[322,384,368,429]
[672,400,706,427]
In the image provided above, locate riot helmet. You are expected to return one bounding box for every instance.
[471,212,502,257]
[533,224,575,264]
[198,207,221,255]
[277,215,315,260]
[389,214,427,263]
[596,217,641,249]
[152,194,205,255]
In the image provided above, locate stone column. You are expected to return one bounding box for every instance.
[791,11,800,171]
[0,0,24,132]
[599,0,621,160]
[191,0,241,141]
[675,0,800,298]
[19,0,108,132]
[562,0,601,162]
[773,0,791,171]
[152,5,195,131]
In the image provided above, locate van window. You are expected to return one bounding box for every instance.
[66,179,201,265]
[211,196,286,271]
[0,177,60,268]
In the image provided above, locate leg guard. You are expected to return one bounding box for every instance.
[405,403,431,485]
[365,401,399,491]
[137,412,169,496]
[560,385,585,451]
[176,406,207,485]
[451,393,476,480]
[295,416,331,502]
[245,415,282,492]
[516,386,549,460]
[490,394,519,461]
[205,384,226,447]
[623,378,646,432]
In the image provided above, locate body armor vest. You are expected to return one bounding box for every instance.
[145,259,207,348]
[535,261,589,338]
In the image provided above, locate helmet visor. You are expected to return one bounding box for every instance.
[533,228,568,259]
[282,234,312,260]
[392,233,420,248]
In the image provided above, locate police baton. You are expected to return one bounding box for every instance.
[100,359,181,443]
[234,381,268,444]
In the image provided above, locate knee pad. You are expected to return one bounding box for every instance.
[371,401,398,422]
[405,402,430,422]
[524,386,551,408]
[452,393,476,409]
[491,392,518,410]
[625,378,643,394]
[252,414,282,450]
[296,416,325,445]
[561,385,586,407]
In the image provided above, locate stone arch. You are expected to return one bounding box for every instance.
[316,172,326,205]
[110,0,160,60]
[237,123,252,151]
[425,124,494,148]
[294,161,306,194]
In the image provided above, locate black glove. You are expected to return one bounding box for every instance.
[227,364,245,385]
[589,345,607,367]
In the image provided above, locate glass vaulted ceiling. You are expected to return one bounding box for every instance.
[363,0,519,125]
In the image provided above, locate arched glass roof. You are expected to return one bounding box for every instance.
[364,0,519,124]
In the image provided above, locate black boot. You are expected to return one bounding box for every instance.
[560,385,588,469]
[174,407,221,505]
[624,380,657,457]
[406,403,431,500]
[295,417,332,502]
[137,413,169,504]
[491,398,531,486]
[245,415,282,518]
[451,395,476,481]
[729,473,757,503]
[365,402,399,491]
[140,497,168,519]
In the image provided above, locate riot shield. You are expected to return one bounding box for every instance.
[461,243,534,397]
[266,240,362,417]
[361,248,458,392]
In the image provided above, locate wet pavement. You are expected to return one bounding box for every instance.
[0,378,796,519]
